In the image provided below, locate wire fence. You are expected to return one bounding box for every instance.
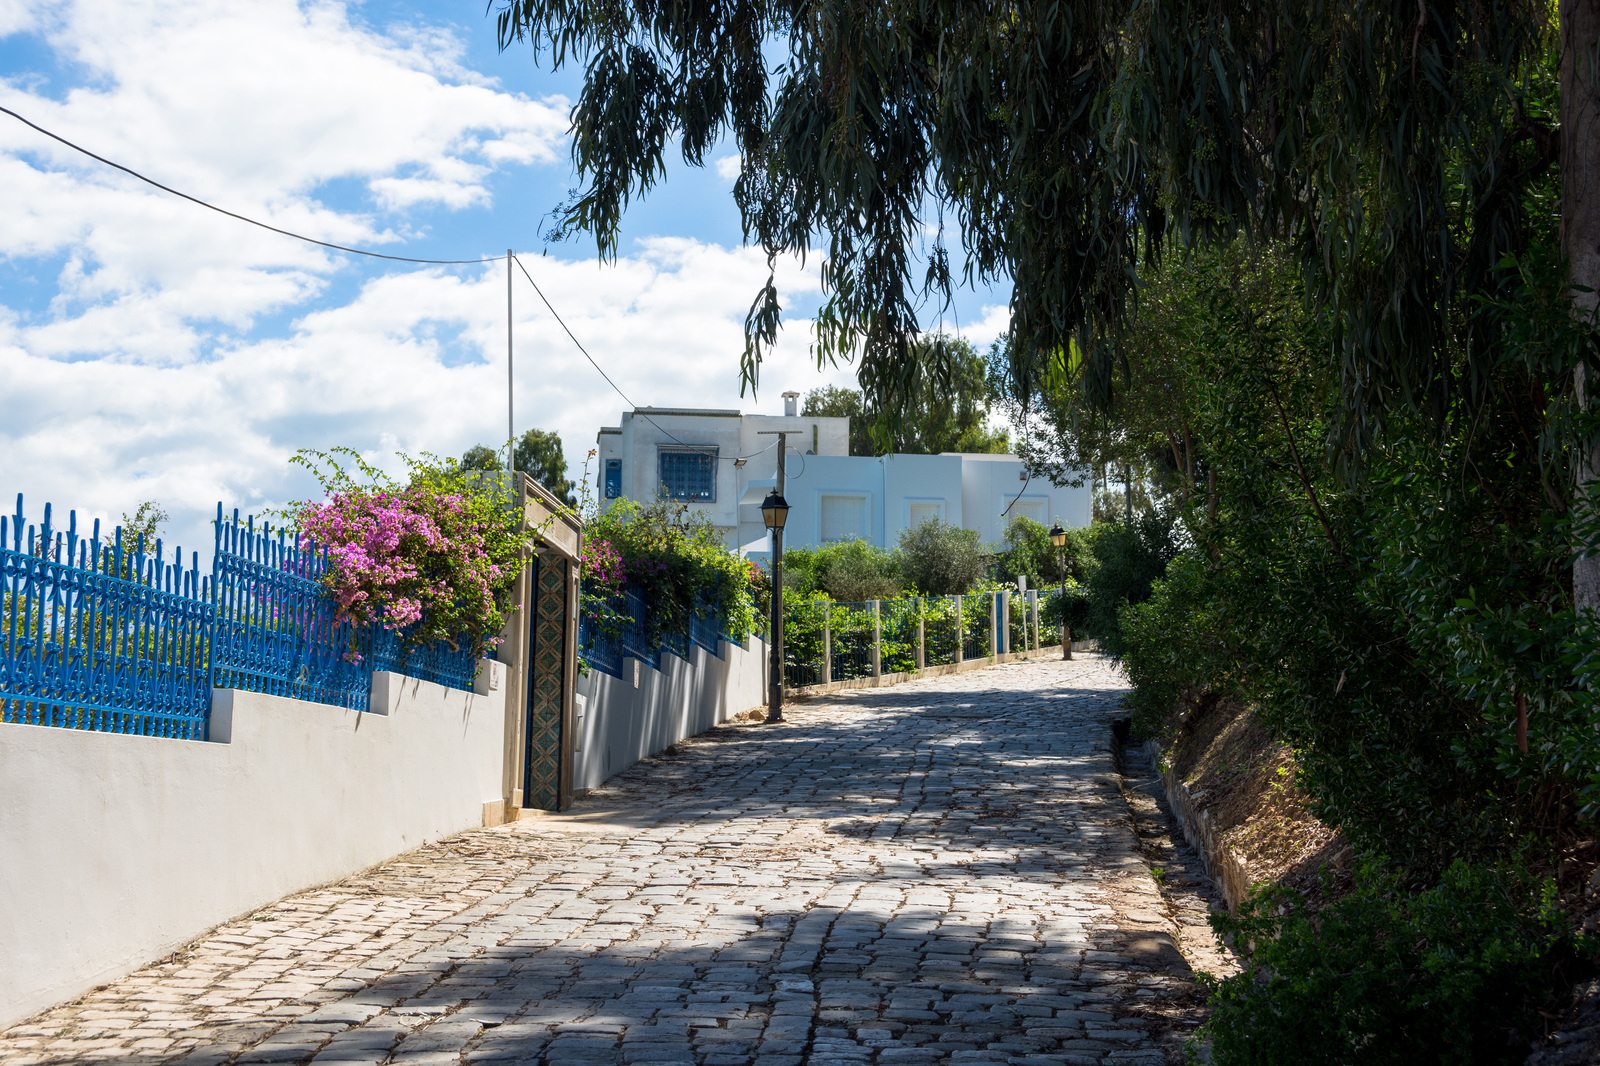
[773,590,1043,690]
[1,495,479,741]
[1009,593,1030,654]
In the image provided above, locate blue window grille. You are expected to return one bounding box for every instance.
[603,459,621,499]
[658,447,717,502]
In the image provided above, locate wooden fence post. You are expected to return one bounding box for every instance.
[954,595,964,666]
[871,600,882,679]
[989,592,999,660]
[822,602,832,685]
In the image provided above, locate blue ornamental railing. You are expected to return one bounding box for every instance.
[0,495,479,741]
[0,502,213,739]
[578,583,734,679]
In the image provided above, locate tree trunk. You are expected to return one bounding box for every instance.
[1564,0,1600,610]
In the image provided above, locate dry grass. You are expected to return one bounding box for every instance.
[1165,697,1352,901]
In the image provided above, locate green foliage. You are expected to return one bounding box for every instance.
[783,540,902,603]
[584,497,757,646]
[1201,862,1584,1066]
[800,386,875,457]
[802,335,1008,456]
[1117,553,1227,736]
[993,515,1093,588]
[457,444,500,473]
[1084,512,1180,655]
[119,501,168,546]
[458,429,576,508]
[513,428,576,508]
[896,520,985,596]
[495,0,1562,458]
[1040,582,1090,639]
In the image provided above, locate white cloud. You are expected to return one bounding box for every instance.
[714,154,742,182]
[0,0,569,342]
[0,234,849,552]
[0,0,872,553]
[956,303,1012,350]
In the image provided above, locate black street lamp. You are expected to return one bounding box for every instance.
[761,489,790,722]
[1049,522,1072,661]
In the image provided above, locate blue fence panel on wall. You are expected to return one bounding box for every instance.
[0,497,213,739]
[689,611,725,657]
[579,587,732,674]
[370,626,477,692]
[211,509,371,711]
[579,594,625,679]
[1,495,483,740]
[620,587,659,671]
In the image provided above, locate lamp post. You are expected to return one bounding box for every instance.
[1049,522,1072,661]
[761,487,790,722]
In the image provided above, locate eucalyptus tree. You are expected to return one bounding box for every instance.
[806,335,1008,455]
[495,0,1597,581]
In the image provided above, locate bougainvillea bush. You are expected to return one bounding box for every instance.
[288,447,531,656]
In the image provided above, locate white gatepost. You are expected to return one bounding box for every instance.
[916,597,926,671]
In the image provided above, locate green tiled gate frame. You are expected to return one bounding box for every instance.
[523,553,566,810]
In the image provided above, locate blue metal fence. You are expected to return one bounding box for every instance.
[578,584,735,678]
[1,501,212,739]
[211,510,368,711]
[1,495,480,740]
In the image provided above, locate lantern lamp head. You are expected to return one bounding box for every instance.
[760,490,790,531]
[1049,522,1068,548]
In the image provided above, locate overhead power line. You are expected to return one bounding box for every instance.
[0,104,501,265]
[3,102,787,467]
[511,253,780,465]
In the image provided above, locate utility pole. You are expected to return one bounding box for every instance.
[506,249,515,477]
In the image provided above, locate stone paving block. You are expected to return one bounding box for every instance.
[0,656,1234,1066]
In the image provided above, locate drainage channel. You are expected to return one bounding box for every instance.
[1112,717,1241,987]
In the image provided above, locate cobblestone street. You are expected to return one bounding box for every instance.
[0,654,1232,1066]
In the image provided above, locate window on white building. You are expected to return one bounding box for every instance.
[1010,498,1047,525]
[658,446,718,501]
[820,494,869,542]
[603,459,621,499]
[907,501,943,527]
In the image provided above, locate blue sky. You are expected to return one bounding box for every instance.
[0,0,1012,552]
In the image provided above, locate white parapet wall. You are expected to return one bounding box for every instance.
[0,668,506,1029]
[573,636,768,792]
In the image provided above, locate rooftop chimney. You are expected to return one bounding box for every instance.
[782,390,800,417]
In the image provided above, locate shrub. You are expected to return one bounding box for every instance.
[791,539,902,602]
[897,519,986,595]
[1040,581,1091,640]
[1085,509,1181,653]
[1116,551,1231,735]
[288,448,529,656]
[1201,861,1585,1066]
[994,515,1094,588]
[584,498,757,645]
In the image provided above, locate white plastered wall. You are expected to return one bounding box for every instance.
[572,636,768,792]
[0,670,506,1029]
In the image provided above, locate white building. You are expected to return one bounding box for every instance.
[595,392,1092,555]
